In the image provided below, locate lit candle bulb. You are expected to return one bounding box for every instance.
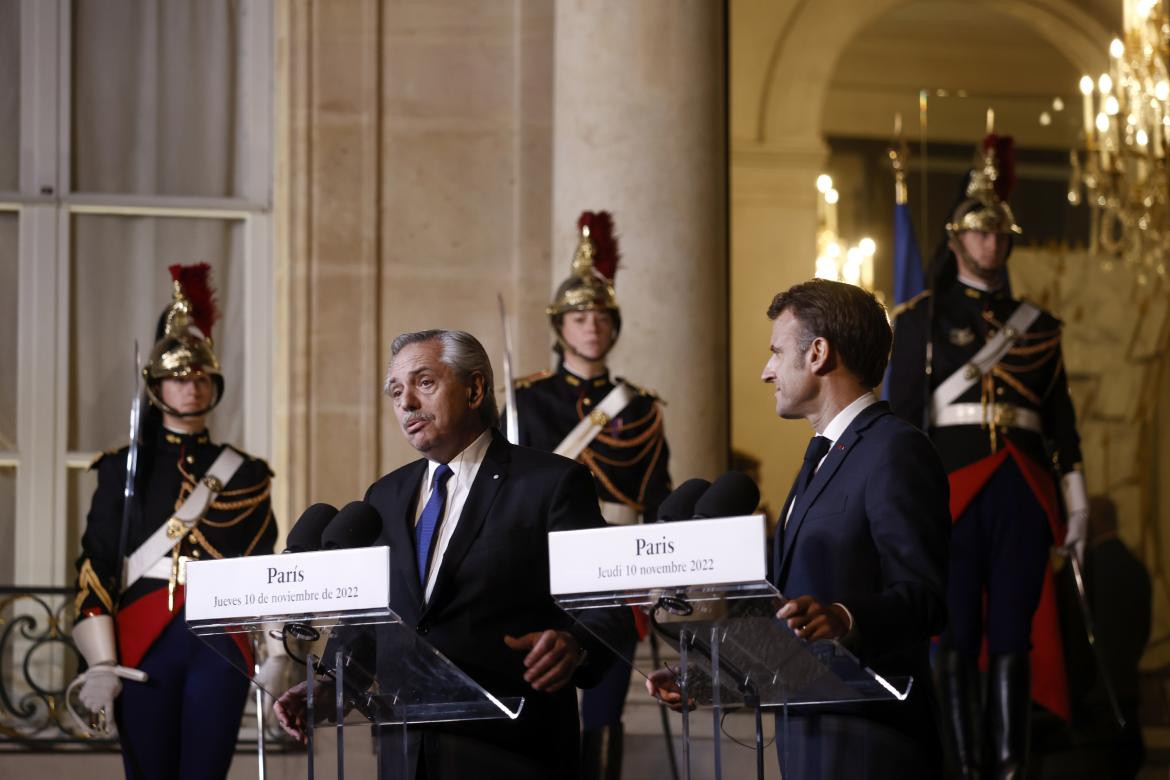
[1080,75,1095,144]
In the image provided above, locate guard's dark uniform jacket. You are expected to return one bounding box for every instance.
[511,363,672,523]
[888,280,1083,720]
[74,426,276,668]
[887,281,1081,475]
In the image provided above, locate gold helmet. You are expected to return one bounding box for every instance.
[143,263,224,417]
[548,211,621,330]
[946,134,1022,236]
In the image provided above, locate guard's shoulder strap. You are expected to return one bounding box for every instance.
[122,447,246,589]
[930,300,1042,417]
[553,382,638,461]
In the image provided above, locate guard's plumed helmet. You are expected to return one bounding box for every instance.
[946,134,1022,237]
[547,211,622,335]
[142,263,224,417]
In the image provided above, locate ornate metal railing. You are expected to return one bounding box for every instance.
[0,586,298,753]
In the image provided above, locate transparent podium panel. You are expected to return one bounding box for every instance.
[187,613,525,728]
[555,580,911,710]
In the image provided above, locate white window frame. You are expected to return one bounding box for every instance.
[2,0,274,586]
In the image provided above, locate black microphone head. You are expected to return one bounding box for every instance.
[657,478,712,522]
[693,471,760,519]
[284,503,339,553]
[320,501,383,550]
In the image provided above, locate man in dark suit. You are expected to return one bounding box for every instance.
[646,281,949,777]
[275,329,634,779]
[764,279,951,777]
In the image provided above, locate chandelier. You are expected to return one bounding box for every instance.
[1074,0,1170,282]
[813,174,877,291]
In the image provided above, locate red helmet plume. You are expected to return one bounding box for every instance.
[168,263,220,337]
[576,211,620,282]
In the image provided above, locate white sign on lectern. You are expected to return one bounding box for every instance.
[548,514,766,595]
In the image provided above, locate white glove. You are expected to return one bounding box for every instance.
[78,664,122,713]
[254,654,289,694]
[254,628,290,694]
[1061,470,1089,565]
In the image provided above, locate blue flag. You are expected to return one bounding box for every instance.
[893,202,924,305]
[881,202,925,401]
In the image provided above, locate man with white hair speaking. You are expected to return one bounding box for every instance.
[276,329,633,779]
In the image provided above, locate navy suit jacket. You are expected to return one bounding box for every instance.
[360,430,634,779]
[773,401,950,755]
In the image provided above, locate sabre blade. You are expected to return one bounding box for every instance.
[1066,545,1126,729]
[498,293,520,445]
[117,341,143,590]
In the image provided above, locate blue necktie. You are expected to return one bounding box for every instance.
[416,464,453,583]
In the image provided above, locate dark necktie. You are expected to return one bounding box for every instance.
[416,464,454,583]
[786,435,831,527]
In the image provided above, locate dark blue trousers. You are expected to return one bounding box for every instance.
[115,610,251,780]
[580,632,637,729]
[943,458,1053,657]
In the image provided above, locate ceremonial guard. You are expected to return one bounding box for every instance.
[887,135,1088,778]
[510,212,671,779]
[70,264,282,779]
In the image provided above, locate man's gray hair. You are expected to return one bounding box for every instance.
[385,329,500,428]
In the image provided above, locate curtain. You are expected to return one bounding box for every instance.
[70,215,246,450]
[69,1,249,450]
[0,0,18,191]
[72,0,244,196]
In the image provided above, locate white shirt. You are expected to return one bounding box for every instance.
[783,391,878,633]
[413,428,492,602]
[785,391,878,525]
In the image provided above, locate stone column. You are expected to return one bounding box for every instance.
[552,0,728,484]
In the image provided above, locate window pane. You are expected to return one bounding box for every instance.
[0,213,16,451]
[0,0,17,191]
[71,0,245,197]
[69,215,246,451]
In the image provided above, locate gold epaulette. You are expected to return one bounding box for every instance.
[617,378,664,404]
[890,289,932,319]
[228,449,280,479]
[1019,296,1062,327]
[514,369,553,389]
[88,448,121,470]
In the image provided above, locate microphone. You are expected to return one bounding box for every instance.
[320,501,383,550]
[283,503,339,553]
[693,471,760,519]
[656,478,712,522]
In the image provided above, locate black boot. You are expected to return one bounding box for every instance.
[936,648,983,779]
[988,652,1031,780]
[581,724,623,780]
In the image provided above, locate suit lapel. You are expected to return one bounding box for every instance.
[779,402,888,575]
[385,459,428,609]
[421,432,510,616]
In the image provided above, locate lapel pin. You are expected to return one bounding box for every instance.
[493,474,499,480]
[837,444,845,450]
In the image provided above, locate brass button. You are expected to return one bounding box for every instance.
[1004,326,1018,339]
[963,364,980,381]
[185,455,195,464]
[191,549,201,558]
[996,386,1005,396]
[188,533,198,544]
[583,398,592,406]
